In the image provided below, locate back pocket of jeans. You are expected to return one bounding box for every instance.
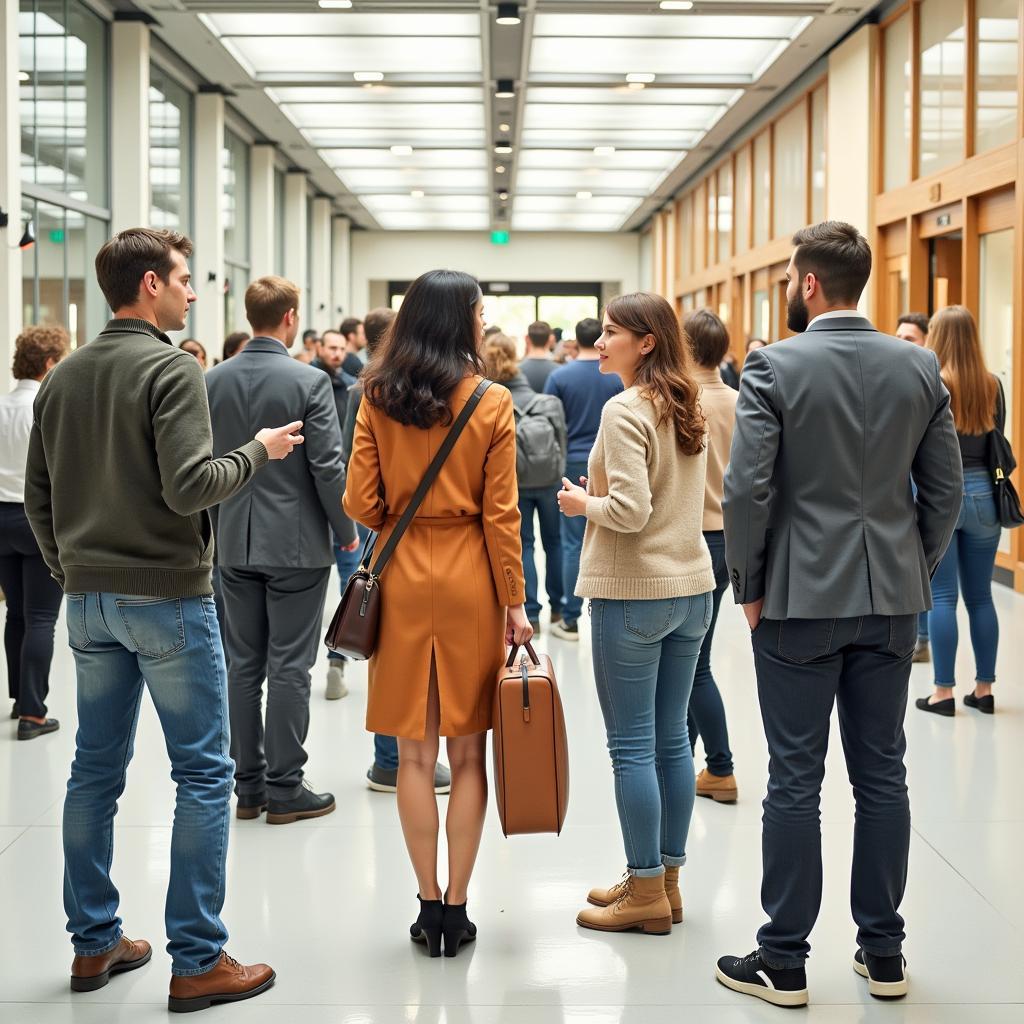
[65,593,92,652]
[115,598,186,659]
[886,614,918,658]
[778,618,835,664]
[624,598,677,639]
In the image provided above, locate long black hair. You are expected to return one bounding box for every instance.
[362,269,484,428]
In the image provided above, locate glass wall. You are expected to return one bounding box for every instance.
[883,11,911,190]
[734,146,750,253]
[752,131,771,246]
[149,66,192,231]
[975,0,1019,154]
[223,129,251,335]
[810,87,827,222]
[716,163,732,264]
[918,0,966,176]
[772,103,807,239]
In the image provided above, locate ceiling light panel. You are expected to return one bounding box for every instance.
[531,14,803,40]
[372,212,490,231]
[322,149,486,169]
[513,195,642,214]
[516,168,666,192]
[305,128,485,147]
[269,87,483,105]
[510,211,636,232]
[526,87,742,107]
[337,168,488,191]
[517,149,676,171]
[283,103,484,129]
[206,13,481,38]
[521,129,702,148]
[360,195,490,213]
[523,104,723,132]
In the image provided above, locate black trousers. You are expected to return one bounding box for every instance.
[0,503,64,718]
[752,614,915,967]
[219,565,330,801]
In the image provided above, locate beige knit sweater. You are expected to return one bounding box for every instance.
[577,387,715,601]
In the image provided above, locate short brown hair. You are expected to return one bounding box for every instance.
[683,308,730,368]
[897,312,930,336]
[791,221,872,305]
[95,228,193,313]
[339,316,362,339]
[12,325,70,380]
[527,321,552,348]
[482,334,519,383]
[363,307,396,355]
[245,276,300,333]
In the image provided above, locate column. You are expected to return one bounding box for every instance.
[193,91,225,352]
[283,170,307,297]
[310,196,332,332]
[331,215,351,322]
[110,20,150,232]
[1,0,22,380]
[249,143,275,279]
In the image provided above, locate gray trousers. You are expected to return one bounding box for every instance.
[220,565,331,801]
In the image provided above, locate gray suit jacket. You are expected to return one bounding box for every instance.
[205,337,356,568]
[723,316,963,620]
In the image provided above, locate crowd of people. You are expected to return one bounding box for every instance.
[0,217,1010,1012]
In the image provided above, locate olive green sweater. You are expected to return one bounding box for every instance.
[25,318,268,597]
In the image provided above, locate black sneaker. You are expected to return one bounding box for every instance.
[10,701,19,720]
[853,949,908,999]
[550,620,578,641]
[964,691,995,714]
[17,717,60,740]
[915,696,955,717]
[266,782,336,824]
[236,792,268,820]
[715,950,808,1007]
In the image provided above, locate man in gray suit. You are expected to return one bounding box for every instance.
[715,222,961,1007]
[206,276,358,825]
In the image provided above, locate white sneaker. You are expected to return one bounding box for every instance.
[326,663,348,700]
[549,620,579,641]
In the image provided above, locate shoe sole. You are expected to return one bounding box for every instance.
[576,913,673,935]
[17,725,60,741]
[697,789,738,804]
[585,896,683,924]
[714,966,808,1007]
[168,971,276,1013]
[853,957,908,998]
[964,701,994,715]
[367,779,450,795]
[266,800,336,825]
[918,703,955,717]
[235,805,267,820]
[71,948,153,992]
[325,685,348,700]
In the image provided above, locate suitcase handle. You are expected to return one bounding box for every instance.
[504,641,539,669]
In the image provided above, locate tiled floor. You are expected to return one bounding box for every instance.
[1,575,1022,1023]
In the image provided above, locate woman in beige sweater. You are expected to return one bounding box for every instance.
[557,292,714,936]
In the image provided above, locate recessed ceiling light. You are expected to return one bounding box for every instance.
[660,1,694,10]
[498,190,509,201]
[499,122,511,133]
[576,191,593,200]
[495,79,515,99]
[318,1,353,8]
[391,145,413,156]
[410,189,425,198]
[626,73,656,84]
[627,82,646,91]
[494,141,513,155]
[496,3,521,26]
[594,146,616,155]
[353,71,384,82]
[495,165,507,174]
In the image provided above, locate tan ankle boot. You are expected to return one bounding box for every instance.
[577,873,673,934]
[696,768,738,803]
[588,868,684,924]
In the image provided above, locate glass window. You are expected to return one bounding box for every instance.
[918,0,965,177]
[19,0,109,207]
[975,0,1019,154]
[537,295,600,336]
[753,131,771,246]
[810,88,826,222]
[149,66,192,231]
[751,288,770,341]
[773,102,807,238]
[694,182,706,269]
[883,13,911,190]
[482,295,536,342]
[706,182,716,267]
[734,146,750,253]
[222,130,250,264]
[679,195,693,278]
[717,163,732,264]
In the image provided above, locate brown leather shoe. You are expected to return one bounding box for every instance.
[577,872,673,934]
[71,936,152,992]
[168,951,275,1013]
[588,867,683,924]
[696,768,738,803]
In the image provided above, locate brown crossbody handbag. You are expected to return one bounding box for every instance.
[324,378,492,660]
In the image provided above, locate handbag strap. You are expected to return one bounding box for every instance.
[505,641,539,668]
[368,378,492,578]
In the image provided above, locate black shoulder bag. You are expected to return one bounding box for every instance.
[986,378,1024,529]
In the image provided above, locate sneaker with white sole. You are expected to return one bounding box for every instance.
[549,620,579,641]
[715,950,808,1007]
[853,949,908,999]
[366,762,452,795]
[325,663,348,700]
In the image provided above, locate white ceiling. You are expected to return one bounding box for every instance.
[164,1,882,233]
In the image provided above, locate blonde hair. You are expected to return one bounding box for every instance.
[245,276,300,334]
[481,333,519,383]
[927,305,996,435]
[13,325,70,380]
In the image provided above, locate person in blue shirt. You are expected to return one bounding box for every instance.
[543,316,623,639]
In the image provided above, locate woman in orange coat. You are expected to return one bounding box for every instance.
[343,269,532,958]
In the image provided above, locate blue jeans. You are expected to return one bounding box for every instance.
[560,459,589,625]
[63,593,232,976]
[520,485,563,621]
[331,528,399,770]
[591,593,712,874]
[687,532,734,776]
[930,469,1001,687]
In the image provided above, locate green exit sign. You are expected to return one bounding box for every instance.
[490,230,510,246]
[49,229,65,244]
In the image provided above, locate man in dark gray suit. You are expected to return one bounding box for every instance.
[206,276,358,825]
[715,222,961,1007]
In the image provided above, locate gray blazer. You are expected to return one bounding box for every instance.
[206,336,356,568]
[723,316,963,620]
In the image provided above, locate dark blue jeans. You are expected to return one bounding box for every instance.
[752,614,914,967]
[930,469,1001,687]
[519,485,563,621]
[687,531,734,776]
[331,528,399,771]
[559,459,589,626]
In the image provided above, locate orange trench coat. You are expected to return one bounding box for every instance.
[342,376,525,740]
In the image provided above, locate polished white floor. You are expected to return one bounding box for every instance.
[1,573,1023,1024]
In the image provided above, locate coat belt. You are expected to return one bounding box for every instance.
[384,513,482,527]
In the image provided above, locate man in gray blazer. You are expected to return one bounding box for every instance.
[206,276,357,825]
[715,222,961,1007]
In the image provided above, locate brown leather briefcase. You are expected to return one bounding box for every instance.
[492,642,569,836]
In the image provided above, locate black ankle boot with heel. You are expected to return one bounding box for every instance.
[442,901,477,958]
[410,896,443,957]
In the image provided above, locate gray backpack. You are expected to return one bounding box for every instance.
[513,396,562,489]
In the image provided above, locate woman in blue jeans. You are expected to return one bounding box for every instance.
[917,306,1002,717]
[558,292,714,934]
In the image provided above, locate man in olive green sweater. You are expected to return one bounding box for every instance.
[24,228,300,1013]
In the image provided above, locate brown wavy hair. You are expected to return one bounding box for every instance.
[604,292,705,456]
[13,325,70,380]
[481,333,519,383]
[927,305,996,435]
